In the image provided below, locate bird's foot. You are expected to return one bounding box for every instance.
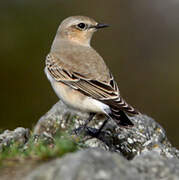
[73,126,101,138]
[73,119,108,138]
[85,127,102,138]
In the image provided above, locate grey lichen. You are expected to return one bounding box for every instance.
[34,101,179,159]
[0,101,179,180]
[0,127,30,150]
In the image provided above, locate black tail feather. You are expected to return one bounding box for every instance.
[109,109,134,127]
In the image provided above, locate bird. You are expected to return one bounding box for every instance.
[45,16,139,134]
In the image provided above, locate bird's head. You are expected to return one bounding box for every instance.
[56,16,109,46]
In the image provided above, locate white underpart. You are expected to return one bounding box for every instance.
[45,67,110,115]
[82,97,110,114]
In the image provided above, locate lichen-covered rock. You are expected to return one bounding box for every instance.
[25,149,179,180]
[0,101,179,180]
[34,101,179,159]
[0,127,30,150]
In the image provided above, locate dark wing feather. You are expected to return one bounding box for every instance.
[46,54,139,115]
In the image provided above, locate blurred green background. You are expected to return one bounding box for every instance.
[0,0,178,147]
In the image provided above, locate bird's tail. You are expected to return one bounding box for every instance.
[108,108,134,127]
[102,96,139,126]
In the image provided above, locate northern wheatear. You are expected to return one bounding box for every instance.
[45,16,139,132]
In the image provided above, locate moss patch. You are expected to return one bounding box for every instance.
[0,132,78,167]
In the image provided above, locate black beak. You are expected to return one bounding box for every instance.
[95,23,110,29]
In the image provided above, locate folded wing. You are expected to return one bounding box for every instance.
[46,54,139,125]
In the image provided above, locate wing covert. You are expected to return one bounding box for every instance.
[46,54,138,114]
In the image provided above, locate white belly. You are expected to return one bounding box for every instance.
[45,68,110,114]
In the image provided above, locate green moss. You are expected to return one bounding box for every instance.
[0,133,78,166]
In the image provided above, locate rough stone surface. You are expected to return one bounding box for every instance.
[0,101,179,180]
[25,149,179,180]
[132,152,179,180]
[0,127,30,150]
[34,101,179,159]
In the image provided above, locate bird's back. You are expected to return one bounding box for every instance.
[50,40,111,83]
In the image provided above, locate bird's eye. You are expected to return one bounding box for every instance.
[77,23,86,30]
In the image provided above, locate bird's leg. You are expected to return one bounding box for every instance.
[74,113,96,135]
[97,118,108,134]
[74,114,109,138]
[84,112,96,128]
[87,118,108,138]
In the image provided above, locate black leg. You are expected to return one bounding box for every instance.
[87,118,109,138]
[74,113,96,135]
[83,113,96,128]
[98,119,108,133]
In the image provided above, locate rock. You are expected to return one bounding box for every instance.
[132,152,179,180]
[0,101,179,180]
[34,101,179,159]
[0,127,30,150]
[25,148,179,180]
